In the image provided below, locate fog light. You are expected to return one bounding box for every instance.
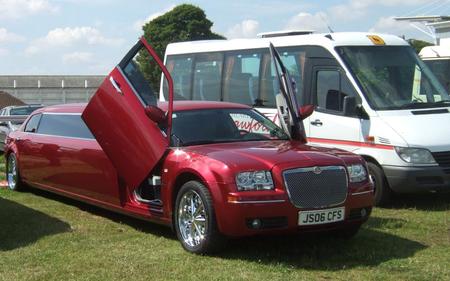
[360,208,367,217]
[251,219,262,229]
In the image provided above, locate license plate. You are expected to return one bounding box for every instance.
[298,207,345,226]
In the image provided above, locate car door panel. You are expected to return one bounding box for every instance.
[82,38,173,189]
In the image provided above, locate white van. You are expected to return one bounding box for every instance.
[420,42,450,93]
[159,31,450,205]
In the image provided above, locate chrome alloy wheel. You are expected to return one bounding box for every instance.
[177,190,208,248]
[7,154,17,190]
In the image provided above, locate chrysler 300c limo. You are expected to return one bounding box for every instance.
[4,38,374,254]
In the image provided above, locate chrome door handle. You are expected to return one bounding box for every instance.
[310,119,323,126]
[109,76,123,95]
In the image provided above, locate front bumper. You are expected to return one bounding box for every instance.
[383,165,450,193]
[215,188,374,237]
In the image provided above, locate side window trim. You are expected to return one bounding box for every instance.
[313,67,351,116]
[23,113,42,133]
[35,113,95,140]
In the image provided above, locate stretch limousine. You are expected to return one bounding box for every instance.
[4,37,374,254]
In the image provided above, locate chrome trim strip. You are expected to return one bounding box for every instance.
[351,190,373,196]
[229,199,286,204]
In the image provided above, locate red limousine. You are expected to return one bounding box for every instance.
[4,38,374,254]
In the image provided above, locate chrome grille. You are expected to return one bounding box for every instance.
[432,151,450,174]
[283,166,348,209]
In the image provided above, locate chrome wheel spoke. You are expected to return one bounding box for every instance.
[177,189,208,248]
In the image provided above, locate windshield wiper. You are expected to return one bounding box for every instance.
[398,102,433,109]
[433,100,450,105]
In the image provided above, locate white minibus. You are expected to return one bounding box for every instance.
[420,42,450,93]
[159,31,450,205]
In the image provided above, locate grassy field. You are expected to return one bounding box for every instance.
[0,156,449,281]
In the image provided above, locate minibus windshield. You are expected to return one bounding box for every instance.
[171,108,288,146]
[337,46,450,110]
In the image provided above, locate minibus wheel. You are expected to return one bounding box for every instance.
[6,153,25,191]
[174,180,226,254]
[367,162,391,206]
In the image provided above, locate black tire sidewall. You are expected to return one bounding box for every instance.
[6,153,21,191]
[367,162,390,206]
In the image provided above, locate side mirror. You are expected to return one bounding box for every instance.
[298,104,315,120]
[144,105,166,125]
[343,96,357,116]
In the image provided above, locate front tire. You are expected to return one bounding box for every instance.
[174,181,225,254]
[6,153,25,191]
[367,162,391,206]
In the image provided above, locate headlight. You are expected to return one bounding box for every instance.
[395,147,436,164]
[236,170,274,191]
[347,164,367,183]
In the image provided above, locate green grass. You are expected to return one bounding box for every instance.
[0,157,449,281]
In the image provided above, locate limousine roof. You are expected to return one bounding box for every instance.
[35,101,250,114]
[165,32,408,56]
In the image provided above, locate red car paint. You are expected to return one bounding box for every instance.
[5,38,374,253]
[6,102,373,236]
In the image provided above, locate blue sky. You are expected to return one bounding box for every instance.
[1,0,449,75]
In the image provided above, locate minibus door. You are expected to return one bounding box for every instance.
[307,63,362,147]
[82,37,174,189]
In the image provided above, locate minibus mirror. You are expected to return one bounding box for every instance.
[343,96,357,116]
[299,104,315,120]
[144,105,166,124]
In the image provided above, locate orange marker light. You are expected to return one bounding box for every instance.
[367,35,385,45]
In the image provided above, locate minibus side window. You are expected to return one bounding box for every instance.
[192,53,223,101]
[262,48,307,107]
[315,69,358,114]
[223,52,261,106]
[164,55,193,100]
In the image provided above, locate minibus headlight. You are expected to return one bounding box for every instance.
[236,171,274,191]
[347,164,367,183]
[395,147,436,164]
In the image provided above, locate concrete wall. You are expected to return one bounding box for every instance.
[0,75,105,105]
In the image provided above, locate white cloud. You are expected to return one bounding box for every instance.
[133,5,176,31]
[0,48,8,56]
[226,20,260,38]
[0,28,25,44]
[284,12,330,33]
[329,0,430,21]
[62,51,93,64]
[370,16,432,41]
[0,0,58,19]
[25,26,124,55]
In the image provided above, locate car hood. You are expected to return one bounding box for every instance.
[182,140,360,171]
[377,109,450,151]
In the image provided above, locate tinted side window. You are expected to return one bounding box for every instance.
[24,114,42,133]
[164,55,194,100]
[37,114,94,139]
[223,51,261,106]
[316,69,358,112]
[192,53,223,101]
[120,45,158,106]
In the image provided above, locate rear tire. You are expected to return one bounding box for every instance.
[174,180,226,254]
[6,153,25,191]
[367,162,391,206]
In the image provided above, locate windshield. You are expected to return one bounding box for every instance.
[171,108,289,146]
[337,46,450,110]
